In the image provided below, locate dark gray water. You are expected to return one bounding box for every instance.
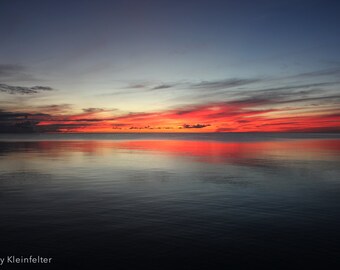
[0,133,340,269]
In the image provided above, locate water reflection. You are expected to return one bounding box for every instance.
[1,139,339,171]
[1,138,340,158]
[0,137,340,269]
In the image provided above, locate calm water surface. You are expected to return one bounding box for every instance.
[0,133,340,269]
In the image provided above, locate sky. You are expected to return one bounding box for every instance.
[1,0,340,133]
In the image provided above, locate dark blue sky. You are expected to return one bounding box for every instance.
[1,0,339,83]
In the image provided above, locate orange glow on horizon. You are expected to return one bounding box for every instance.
[34,102,340,133]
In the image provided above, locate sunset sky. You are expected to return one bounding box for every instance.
[1,0,340,133]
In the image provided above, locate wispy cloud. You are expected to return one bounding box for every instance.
[294,67,340,78]
[0,83,54,95]
[0,110,49,120]
[36,104,72,114]
[0,65,24,77]
[190,78,261,91]
[0,64,37,82]
[125,83,148,89]
[245,82,338,95]
[82,107,117,113]
[173,79,340,106]
[104,78,259,97]
[151,84,173,90]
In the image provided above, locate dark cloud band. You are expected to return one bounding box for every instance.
[0,83,54,95]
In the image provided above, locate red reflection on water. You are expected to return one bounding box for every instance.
[3,139,340,163]
[116,139,340,163]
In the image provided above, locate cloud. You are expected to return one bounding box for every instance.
[181,81,339,107]
[0,110,49,120]
[112,123,129,127]
[82,107,117,113]
[151,84,173,90]
[295,67,340,78]
[112,123,129,129]
[247,82,338,95]
[82,108,106,113]
[108,78,259,96]
[36,104,72,114]
[37,123,93,133]
[119,82,174,93]
[30,86,53,91]
[0,109,50,133]
[0,64,24,77]
[274,94,340,105]
[0,83,54,95]
[70,118,109,122]
[0,64,37,82]
[182,124,211,129]
[223,81,340,108]
[190,78,260,90]
[125,83,148,89]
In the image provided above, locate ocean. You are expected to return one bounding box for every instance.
[0,133,340,269]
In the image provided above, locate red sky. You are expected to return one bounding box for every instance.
[34,99,340,133]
